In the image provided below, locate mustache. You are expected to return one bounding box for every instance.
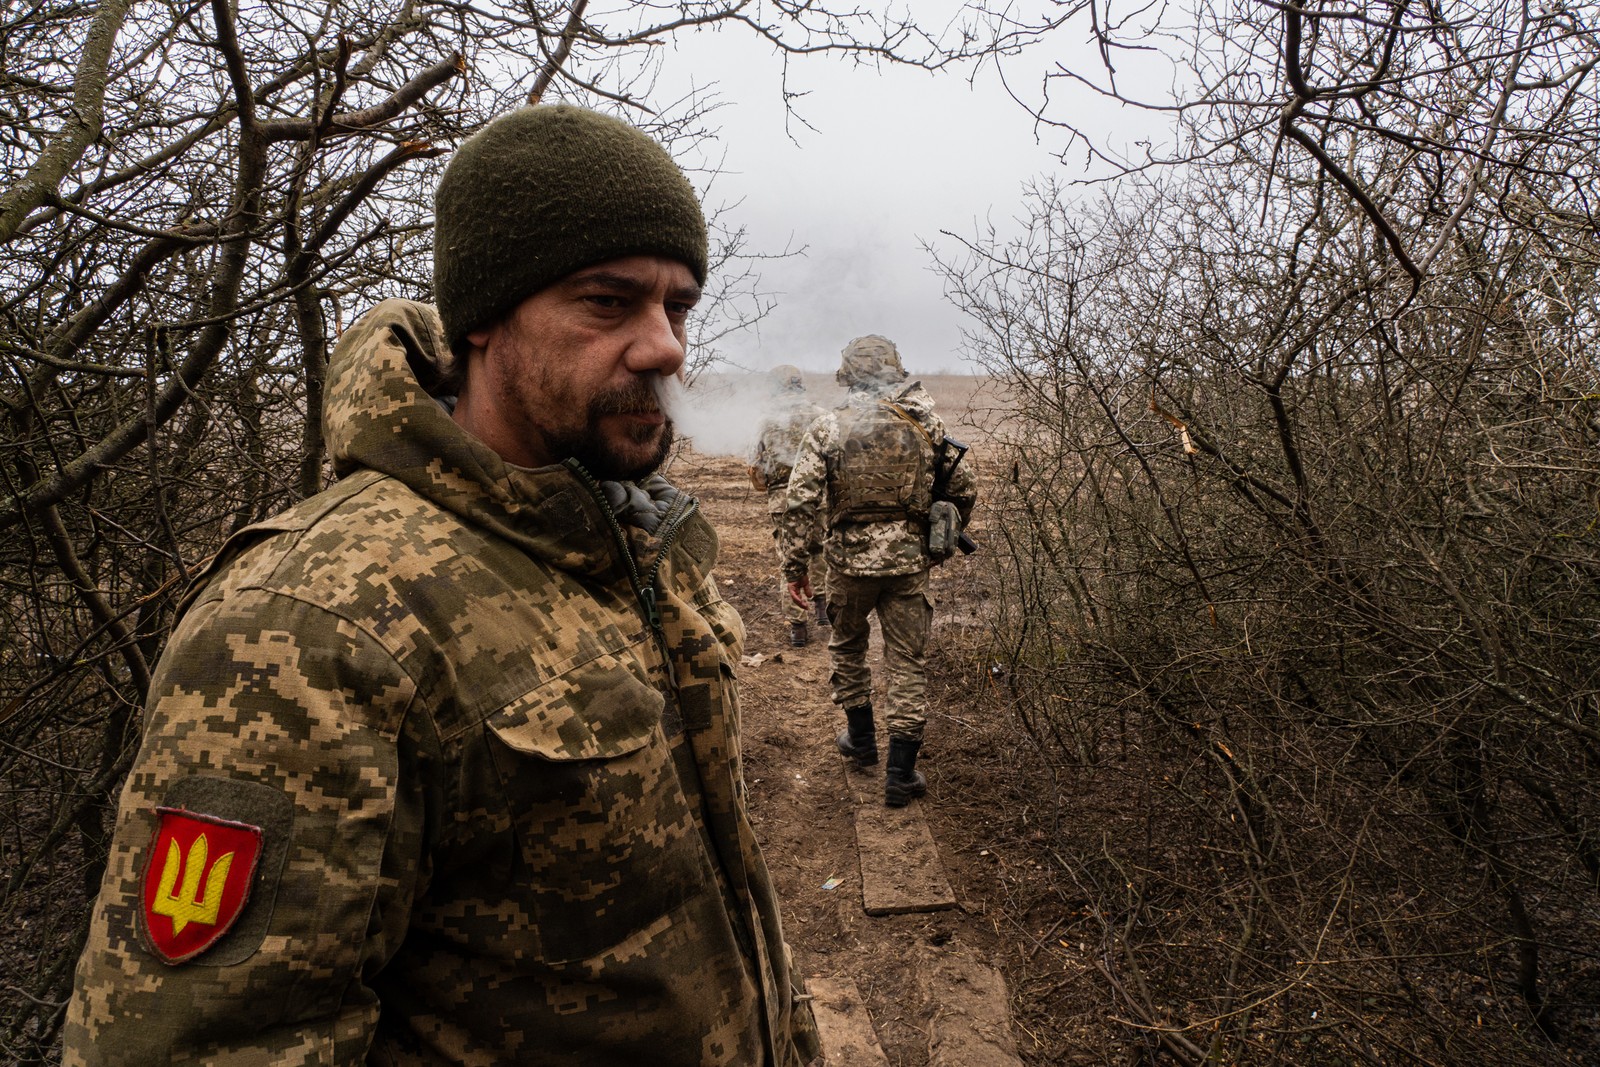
[590,378,666,417]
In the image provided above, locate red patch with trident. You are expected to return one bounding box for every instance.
[140,808,263,964]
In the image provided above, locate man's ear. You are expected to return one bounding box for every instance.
[466,325,493,352]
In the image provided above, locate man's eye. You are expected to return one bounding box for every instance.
[667,301,696,317]
[586,294,624,309]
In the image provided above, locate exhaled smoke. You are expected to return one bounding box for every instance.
[652,372,690,428]
[653,371,828,460]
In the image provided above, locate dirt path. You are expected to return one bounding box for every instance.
[668,393,1019,1066]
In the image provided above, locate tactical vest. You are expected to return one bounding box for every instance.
[828,400,935,528]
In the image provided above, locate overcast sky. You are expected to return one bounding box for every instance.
[656,16,1171,375]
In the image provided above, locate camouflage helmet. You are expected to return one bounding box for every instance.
[836,334,907,389]
[768,364,805,393]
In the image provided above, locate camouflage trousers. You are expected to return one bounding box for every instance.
[826,569,931,740]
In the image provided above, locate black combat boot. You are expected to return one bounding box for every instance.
[789,621,808,647]
[884,736,928,807]
[835,704,878,767]
[812,594,829,628]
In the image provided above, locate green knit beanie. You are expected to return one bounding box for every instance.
[432,105,709,354]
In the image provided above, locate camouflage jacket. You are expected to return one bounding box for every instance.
[749,397,823,513]
[65,300,819,1067]
[780,382,977,580]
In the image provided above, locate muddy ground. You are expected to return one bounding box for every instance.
[668,373,1600,1067]
[664,374,1096,1066]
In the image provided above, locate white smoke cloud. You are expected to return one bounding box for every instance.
[655,372,807,459]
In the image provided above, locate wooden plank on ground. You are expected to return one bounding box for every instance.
[923,947,1025,1067]
[807,976,889,1066]
[844,764,956,916]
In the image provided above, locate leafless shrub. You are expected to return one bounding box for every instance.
[939,2,1600,1059]
[0,2,1013,1059]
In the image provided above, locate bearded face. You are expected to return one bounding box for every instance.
[530,374,676,482]
[453,255,700,482]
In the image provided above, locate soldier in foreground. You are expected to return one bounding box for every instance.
[64,105,820,1066]
[749,365,829,647]
[781,336,978,807]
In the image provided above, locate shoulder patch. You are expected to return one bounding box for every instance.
[135,776,294,966]
[140,809,262,964]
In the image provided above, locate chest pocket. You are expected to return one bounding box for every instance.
[484,656,714,965]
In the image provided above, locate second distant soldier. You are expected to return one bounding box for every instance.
[750,365,829,646]
[782,335,977,806]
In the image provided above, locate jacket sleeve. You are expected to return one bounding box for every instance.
[63,587,433,1066]
[748,423,772,486]
[779,423,829,581]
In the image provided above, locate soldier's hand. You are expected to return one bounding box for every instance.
[787,576,813,608]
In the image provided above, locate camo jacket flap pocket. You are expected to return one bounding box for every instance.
[483,657,710,965]
[487,656,664,761]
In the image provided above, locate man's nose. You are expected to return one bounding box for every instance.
[624,304,687,377]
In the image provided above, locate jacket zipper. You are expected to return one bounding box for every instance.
[564,459,696,640]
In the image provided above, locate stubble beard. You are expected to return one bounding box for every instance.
[542,376,674,483]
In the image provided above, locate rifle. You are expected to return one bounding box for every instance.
[931,435,977,555]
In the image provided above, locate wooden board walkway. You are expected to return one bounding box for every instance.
[923,945,1025,1067]
[814,761,1023,1066]
[807,976,889,1066]
[809,948,1024,1067]
[842,762,957,916]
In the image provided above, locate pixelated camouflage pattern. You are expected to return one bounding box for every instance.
[751,392,827,622]
[766,364,805,393]
[827,572,932,740]
[780,382,977,581]
[749,392,823,494]
[833,335,906,390]
[825,397,932,528]
[767,487,827,623]
[65,299,818,1067]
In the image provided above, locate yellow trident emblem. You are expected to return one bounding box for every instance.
[151,833,235,935]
